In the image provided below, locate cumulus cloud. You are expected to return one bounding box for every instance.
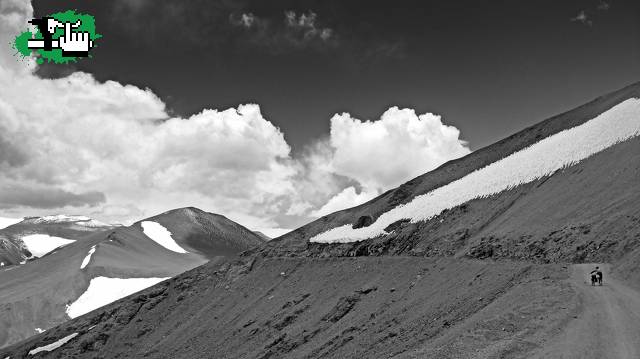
[297,107,470,218]
[0,72,293,227]
[0,0,34,72]
[0,133,28,167]
[0,0,470,232]
[0,0,294,230]
[329,107,470,190]
[283,140,351,216]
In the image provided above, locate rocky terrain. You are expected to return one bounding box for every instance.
[1,82,639,358]
[0,255,576,358]
[0,208,264,349]
[0,215,115,266]
[266,81,640,262]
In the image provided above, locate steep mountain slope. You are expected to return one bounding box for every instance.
[0,215,114,266]
[2,82,639,358]
[139,207,265,258]
[265,81,640,263]
[0,256,573,359]
[0,208,264,349]
[254,231,272,242]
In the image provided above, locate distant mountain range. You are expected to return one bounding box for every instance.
[2,82,640,358]
[0,215,116,267]
[0,207,264,348]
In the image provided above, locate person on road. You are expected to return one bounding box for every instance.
[590,266,603,286]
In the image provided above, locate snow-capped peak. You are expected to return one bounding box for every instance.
[31,215,91,223]
[26,215,110,227]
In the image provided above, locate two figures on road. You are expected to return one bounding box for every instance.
[590,266,603,286]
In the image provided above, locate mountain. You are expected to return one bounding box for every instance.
[139,207,266,257]
[266,81,640,266]
[2,82,639,358]
[0,207,264,349]
[0,215,115,267]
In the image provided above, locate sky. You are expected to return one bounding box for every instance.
[0,0,638,236]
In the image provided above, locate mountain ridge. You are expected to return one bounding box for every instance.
[263,81,640,258]
[2,82,640,358]
[0,207,265,349]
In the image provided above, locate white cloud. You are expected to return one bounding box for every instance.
[0,0,35,74]
[284,11,333,42]
[0,0,471,233]
[328,107,470,190]
[230,10,335,51]
[311,186,378,217]
[283,140,349,216]
[311,99,640,243]
[297,107,470,218]
[285,201,313,216]
[0,75,293,227]
[0,1,294,231]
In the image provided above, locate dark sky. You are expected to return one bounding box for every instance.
[34,0,640,152]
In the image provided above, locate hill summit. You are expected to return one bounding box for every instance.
[0,207,265,349]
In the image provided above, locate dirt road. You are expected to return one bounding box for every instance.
[534,264,640,359]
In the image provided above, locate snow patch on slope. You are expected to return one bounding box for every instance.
[141,221,188,253]
[66,276,169,318]
[80,246,96,269]
[21,234,75,257]
[0,217,22,229]
[311,98,640,243]
[28,332,78,355]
